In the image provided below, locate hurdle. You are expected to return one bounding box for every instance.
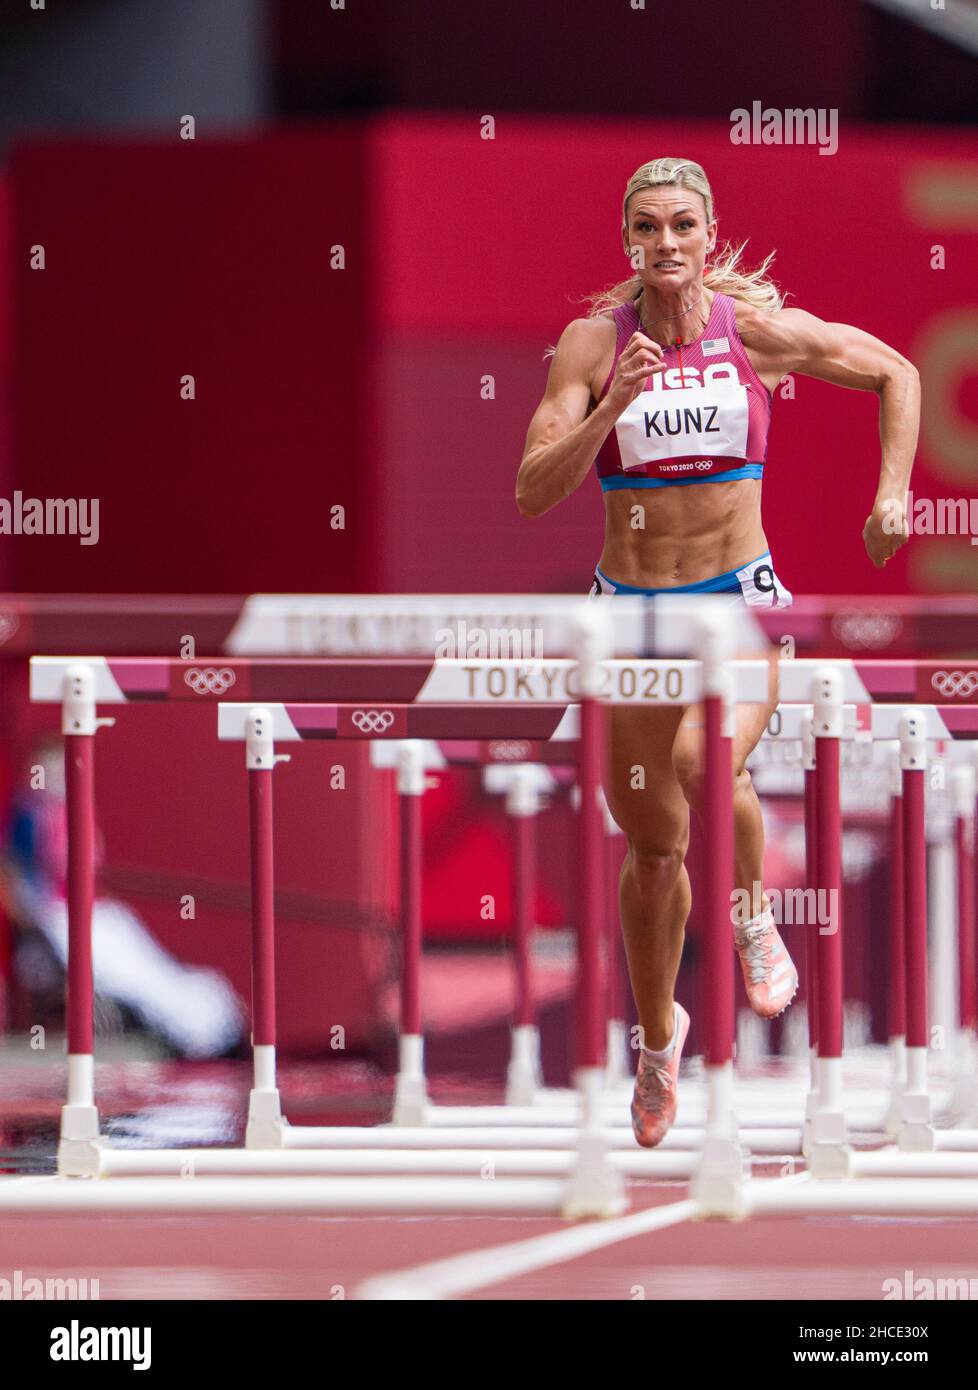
[950,756,978,1122]
[369,737,639,1113]
[28,605,765,1210]
[232,667,978,1140]
[755,700,978,1161]
[750,704,969,1125]
[479,756,561,1105]
[373,697,975,1144]
[372,689,972,1189]
[375,698,969,1135]
[211,591,978,660]
[215,654,810,1154]
[15,623,978,1218]
[20,611,776,1211]
[370,737,564,1111]
[3,1170,976,1220]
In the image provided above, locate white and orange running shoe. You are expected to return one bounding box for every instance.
[631,1002,691,1148]
[734,907,798,1018]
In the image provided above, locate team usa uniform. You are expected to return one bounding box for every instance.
[589,291,793,607]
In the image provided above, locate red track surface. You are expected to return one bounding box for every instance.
[3,1050,978,1300]
[2,1188,977,1300]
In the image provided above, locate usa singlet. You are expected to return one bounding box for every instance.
[594,291,771,490]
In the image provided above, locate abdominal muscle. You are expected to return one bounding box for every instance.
[596,477,768,588]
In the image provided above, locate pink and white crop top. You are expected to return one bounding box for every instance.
[594,291,772,490]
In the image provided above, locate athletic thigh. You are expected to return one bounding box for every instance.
[605,704,690,850]
[672,645,780,787]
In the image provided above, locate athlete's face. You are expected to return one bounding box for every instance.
[622,189,716,291]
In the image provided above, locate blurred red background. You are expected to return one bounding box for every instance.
[5,115,977,597]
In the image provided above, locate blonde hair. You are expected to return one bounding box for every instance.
[582,157,786,322]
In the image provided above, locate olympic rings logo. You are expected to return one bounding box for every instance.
[931,670,978,699]
[830,611,903,651]
[184,667,237,695]
[488,740,533,761]
[351,709,395,733]
[0,610,20,647]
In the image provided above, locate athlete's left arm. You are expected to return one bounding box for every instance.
[741,306,920,569]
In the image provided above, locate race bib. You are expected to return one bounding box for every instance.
[615,383,750,472]
[737,555,793,609]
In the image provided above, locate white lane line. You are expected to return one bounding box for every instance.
[354,1197,697,1300]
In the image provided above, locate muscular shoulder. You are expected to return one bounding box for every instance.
[549,313,617,394]
[556,313,616,362]
[735,301,820,354]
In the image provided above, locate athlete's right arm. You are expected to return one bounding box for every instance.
[516,319,663,518]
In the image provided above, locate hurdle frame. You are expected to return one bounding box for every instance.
[11,620,978,1218]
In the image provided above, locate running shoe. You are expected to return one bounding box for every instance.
[734,907,798,1018]
[631,1002,690,1148]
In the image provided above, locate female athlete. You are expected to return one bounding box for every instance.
[516,157,918,1146]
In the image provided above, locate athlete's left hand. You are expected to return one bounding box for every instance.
[862,503,909,568]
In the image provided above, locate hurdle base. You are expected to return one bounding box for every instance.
[801,1090,817,1159]
[690,1136,749,1220]
[898,1121,936,1152]
[392,1078,430,1127]
[245,1088,287,1149]
[392,1034,430,1126]
[808,1141,854,1181]
[561,1130,627,1221]
[883,1037,906,1137]
[505,1025,543,1107]
[807,1108,852,1180]
[604,1020,629,1090]
[898,1090,934,1152]
[57,1104,106,1178]
[883,1093,904,1139]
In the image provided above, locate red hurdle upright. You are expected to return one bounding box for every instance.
[884,743,907,1136]
[244,709,290,1147]
[899,710,934,1150]
[480,755,558,1104]
[504,763,545,1106]
[59,666,115,1177]
[801,714,820,1154]
[690,610,743,1215]
[950,760,978,1123]
[562,603,625,1219]
[602,796,629,1088]
[952,763,977,1044]
[807,668,850,1178]
[391,742,430,1125]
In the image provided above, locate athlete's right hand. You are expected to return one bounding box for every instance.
[605,331,666,414]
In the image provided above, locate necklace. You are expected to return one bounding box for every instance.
[637,290,708,346]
